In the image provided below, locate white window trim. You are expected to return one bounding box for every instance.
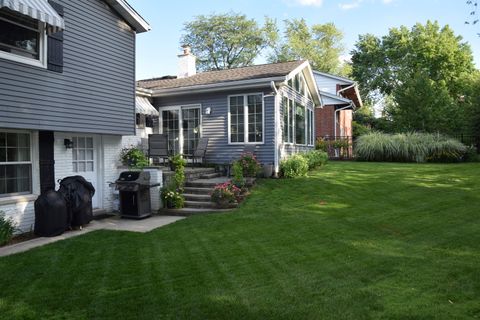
[0,19,47,69]
[227,93,265,145]
[282,96,315,147]
[0,129,34,198]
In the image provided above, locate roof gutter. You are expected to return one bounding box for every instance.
[105,0,151,33]
[150,76,286,97]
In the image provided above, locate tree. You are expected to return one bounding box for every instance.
[181,13,275,71]
[351,21,476,135]
[268,19,348,75]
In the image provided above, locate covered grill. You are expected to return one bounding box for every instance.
[115,171,156,219]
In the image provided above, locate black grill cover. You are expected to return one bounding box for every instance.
[34,190,68,237]
[58,176,95,227]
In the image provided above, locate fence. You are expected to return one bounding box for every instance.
[453,134,480,152]
[316,136,355,159]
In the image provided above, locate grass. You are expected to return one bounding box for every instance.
[1,162,480,319]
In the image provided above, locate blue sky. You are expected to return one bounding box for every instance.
[128,0,480,80]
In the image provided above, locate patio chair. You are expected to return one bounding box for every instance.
[189,137,209,166]
[148,134,169,165]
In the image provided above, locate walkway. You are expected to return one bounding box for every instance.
[0,215,184,258]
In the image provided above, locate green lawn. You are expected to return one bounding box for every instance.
[1,162,480,319]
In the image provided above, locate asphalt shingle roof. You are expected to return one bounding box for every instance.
[137,60,305,90]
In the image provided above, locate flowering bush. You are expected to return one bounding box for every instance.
[211,181,242,207]
[0,211,16,246]
[238,152,261,177]
[161,188,184,209]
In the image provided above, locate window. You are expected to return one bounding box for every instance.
[72,137,94,173]
[0,8,45,67]
[283,97,294,144]
[307,109,314,145]
[295,102,306,145]
[229,94,263,144]
[0,131,32,196]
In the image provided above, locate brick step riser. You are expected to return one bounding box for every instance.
[185,182,218,188]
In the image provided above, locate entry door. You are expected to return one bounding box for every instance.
[72,136,99,208]
[162,110,180,155]
[182,108,201,156]
[162,106,201,156]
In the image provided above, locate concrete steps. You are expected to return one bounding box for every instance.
[181,176,231,212]
[159,208,234,216]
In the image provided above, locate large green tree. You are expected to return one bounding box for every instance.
[181,13,275,71]
[268,19,348,75]
[351,21,476,135]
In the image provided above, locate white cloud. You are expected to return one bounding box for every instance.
[339,0,362,10]
[290,0,324,7]
[338,0,395,10]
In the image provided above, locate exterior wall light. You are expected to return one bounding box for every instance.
[205,107,211,115]
[64,138,73,149]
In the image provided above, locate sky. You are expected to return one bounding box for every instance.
[128,0,480,80]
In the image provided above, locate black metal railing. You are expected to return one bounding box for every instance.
[316,136,355,159]
[453,134,480,152]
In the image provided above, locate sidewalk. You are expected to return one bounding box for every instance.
[0,215,184,258]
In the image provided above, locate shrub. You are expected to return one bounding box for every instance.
[231,161,245,188]
[355,132,467,163]
[120,146,149,169]
[160,189,184,209]
[238,152,261,177]
[463,146,480,162]
[211,181,241,207]
[161,155,186,208]
[0,211,16,246]
[315,138,329,152]
[280,154,309,178]
[304,150,328,169]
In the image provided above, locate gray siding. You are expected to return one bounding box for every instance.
[314,73,351,95]
[0,0,136,135]
[154,88,276,165]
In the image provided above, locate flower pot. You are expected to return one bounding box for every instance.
[262,164,273,178]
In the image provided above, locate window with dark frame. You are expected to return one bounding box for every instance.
[0,8,41,61]
[0,131,32,196]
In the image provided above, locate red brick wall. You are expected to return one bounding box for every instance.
[315,105,335,138]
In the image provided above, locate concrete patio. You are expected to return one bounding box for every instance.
[0,215,184,258]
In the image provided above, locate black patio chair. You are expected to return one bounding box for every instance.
[188,137,209,166]
[148,134,169,165]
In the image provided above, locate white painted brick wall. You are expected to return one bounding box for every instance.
[102,135,123,211]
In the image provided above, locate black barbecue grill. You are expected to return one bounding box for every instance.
[115,171,158,219]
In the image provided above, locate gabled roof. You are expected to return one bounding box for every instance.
[138,60,305,90]
[104,0,150,33]
[313,70,354,85]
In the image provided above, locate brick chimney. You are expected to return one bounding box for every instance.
[177,45,196,78]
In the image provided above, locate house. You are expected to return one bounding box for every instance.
[313,71,363,140]
[0,0,150,232]
[137,47,322,176]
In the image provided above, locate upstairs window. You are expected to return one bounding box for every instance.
[0,8,45,67]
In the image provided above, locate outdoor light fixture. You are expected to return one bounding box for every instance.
[64,138,73,149]
[205,107,211,115]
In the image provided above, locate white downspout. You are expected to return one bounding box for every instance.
[271,81,280,177]
[334,104,353,137]
[337,83,356,95]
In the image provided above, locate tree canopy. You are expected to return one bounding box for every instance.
[351,21,477,135]
[181,12,275,71]
[268,19,348,75]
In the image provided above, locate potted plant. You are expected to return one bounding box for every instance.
[237,152,261,186]
[120,146,149,169]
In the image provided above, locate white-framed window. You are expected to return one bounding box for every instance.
[307,109,314,146]
[72,137,94,173]
[228,93,264,144]
[295,102,306,145]
[0,8,47,68]
[283,97,294,144]
[0,131,32,196]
